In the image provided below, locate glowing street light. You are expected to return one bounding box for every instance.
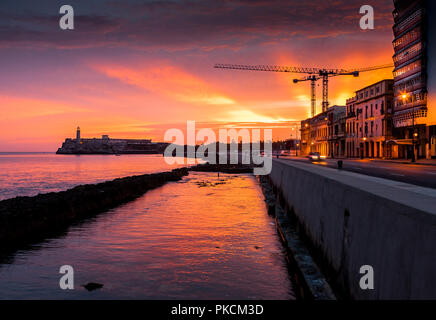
[401,92,417,162]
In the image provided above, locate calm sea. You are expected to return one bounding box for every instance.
[0,153,191,201]
[0,153,295,299]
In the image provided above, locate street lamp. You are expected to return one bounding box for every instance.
[402,93,415,162]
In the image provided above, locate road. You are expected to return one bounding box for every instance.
[278,157,436,189]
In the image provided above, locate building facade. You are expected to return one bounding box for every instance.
[392,0,436,159]
[345,96,358,157]
[300,119,311,156]
[328,106,346,158]
[346,80,394,158]
[299,105,345,157]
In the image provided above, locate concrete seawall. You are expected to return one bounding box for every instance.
[269,159,436,299]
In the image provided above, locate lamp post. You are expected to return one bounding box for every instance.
[403,93,415,163]
[412,107,416,163]
[362,137,367,159]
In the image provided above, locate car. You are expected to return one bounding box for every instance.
[308,152,321,161]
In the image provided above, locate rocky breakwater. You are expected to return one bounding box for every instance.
[189,163,254,174]
[0,168,189,251]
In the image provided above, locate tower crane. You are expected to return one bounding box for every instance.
[293,75,320,119]
[214,63,394,117]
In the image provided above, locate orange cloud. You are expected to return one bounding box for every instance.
[0,95,90,121]
[94,63,235,106]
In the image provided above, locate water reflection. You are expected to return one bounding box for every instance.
[0,173,295,300]
[0,153,196,200]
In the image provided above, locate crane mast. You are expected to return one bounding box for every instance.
[293,75,319,117]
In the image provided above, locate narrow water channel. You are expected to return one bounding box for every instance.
[0,172,296,299]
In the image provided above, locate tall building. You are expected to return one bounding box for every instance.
[346,80,394,158]
[392,0,436,159]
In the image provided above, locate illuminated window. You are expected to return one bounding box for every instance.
[393,60,421,78]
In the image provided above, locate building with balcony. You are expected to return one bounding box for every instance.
[345,96,358,158]
[346,80,394,158]
[300,119,311,156]
[392,0,436,159]
[328,106,346,158]
[299,105,345,157]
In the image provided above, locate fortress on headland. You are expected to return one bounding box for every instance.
[56,127,169,154]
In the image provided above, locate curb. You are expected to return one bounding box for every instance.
[368,159,436,166]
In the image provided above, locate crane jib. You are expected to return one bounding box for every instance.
[214,62,394,117]
[214,63,393,75]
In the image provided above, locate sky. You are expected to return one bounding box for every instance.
[0,0,395,151]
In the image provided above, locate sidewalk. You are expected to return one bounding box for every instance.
[365,158,436,166]
[287,155,436,166]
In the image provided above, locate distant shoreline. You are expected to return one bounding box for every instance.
[0,152,54,155]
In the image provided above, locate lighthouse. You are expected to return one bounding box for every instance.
[76,126,81,141]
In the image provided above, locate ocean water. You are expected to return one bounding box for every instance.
[0,153,193,201]
[0,172,296,299]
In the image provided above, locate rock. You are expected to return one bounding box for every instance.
[82,282,104,291]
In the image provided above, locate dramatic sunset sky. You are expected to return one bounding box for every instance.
[1,0,395,151]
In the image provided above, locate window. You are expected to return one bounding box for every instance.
[393,26,421,49]
[393,60,421,78]
[393,42,422,64]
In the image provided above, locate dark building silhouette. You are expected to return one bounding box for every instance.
[392,0,436,159]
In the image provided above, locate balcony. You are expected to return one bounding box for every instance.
[393,108,428,128]
[395,98,427,113]
[394,77,426,94]
[393,8,422,37]
[346,112,356,119]
[393,42,422,67]
[394,65,423,82]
